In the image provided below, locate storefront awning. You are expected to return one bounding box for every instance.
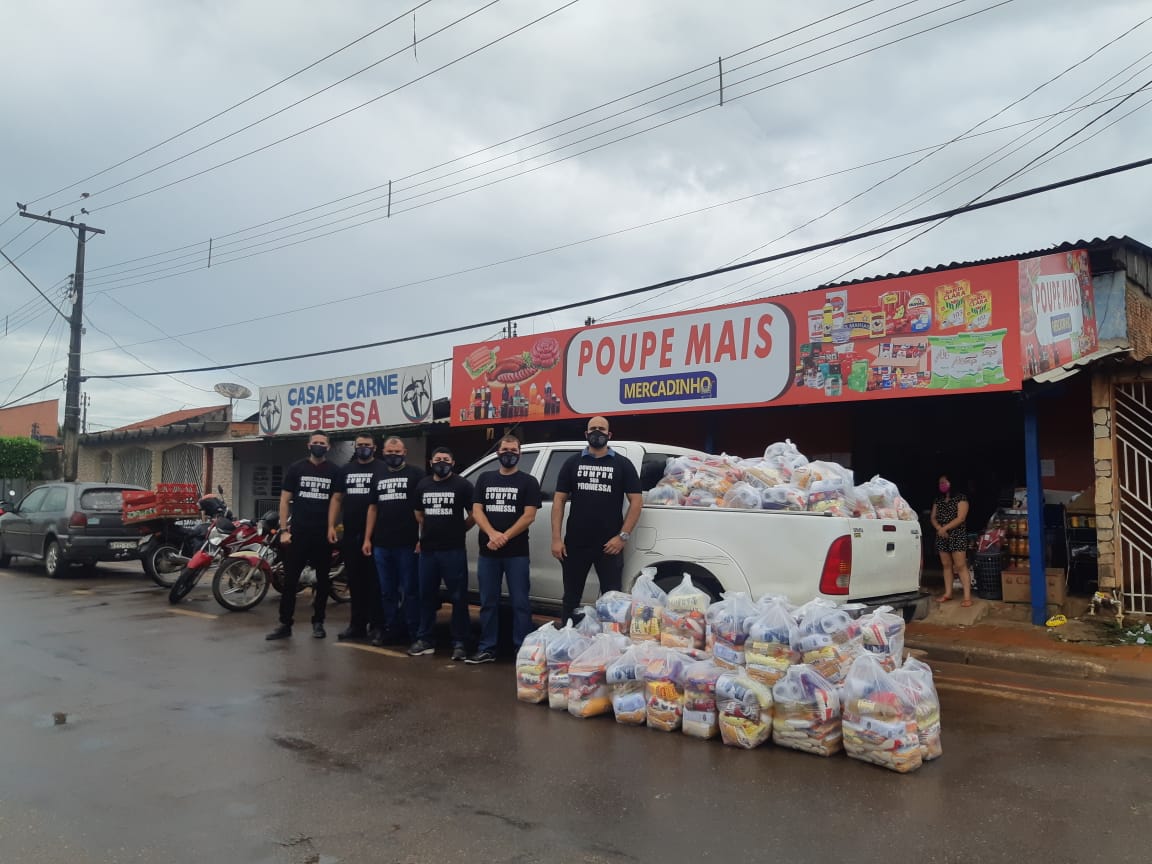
[1030,342,1129,383]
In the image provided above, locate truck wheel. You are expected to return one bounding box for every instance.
[655,563,723,602]
[44,540,66,579]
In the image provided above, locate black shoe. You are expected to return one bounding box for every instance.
[370,631,386,647]
[312,622,326,639]
[466,650,496,665]
[407,639,435,656]
[265,624,292,641]
[451,645,467,662]
[337,625,367,642]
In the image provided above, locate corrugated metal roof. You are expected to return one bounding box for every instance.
[821,236,1152,289]
[1031,342,1131,384]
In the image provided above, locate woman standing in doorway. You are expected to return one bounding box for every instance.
[931,474,971,606]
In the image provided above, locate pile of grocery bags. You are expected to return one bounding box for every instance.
[515,569,942,773]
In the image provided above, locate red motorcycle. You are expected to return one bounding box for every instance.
[167,494,260,604]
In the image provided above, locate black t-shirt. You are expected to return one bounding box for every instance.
[371,464,424,548]
[334,460,381,539]
[474,469,543,559]
[283,458,339,535]
[556,450,641,547]
[413,474,473,552]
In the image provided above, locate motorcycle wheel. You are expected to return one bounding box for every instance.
[144,543,182,588]
[327,562,350,604]
[168,565,205,604]
[211,557,270,612]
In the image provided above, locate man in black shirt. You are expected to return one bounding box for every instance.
[467,434,542,664]
[267,431,339,640]
[364,436,424,647]
[551,416,643,624]
[408,447,474,660]
[328,433,383,642]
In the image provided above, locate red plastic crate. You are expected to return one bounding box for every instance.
[157,483,199,496]
[122,490,157,506]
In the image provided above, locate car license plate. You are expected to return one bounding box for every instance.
[89,517,101,525]
[109,541,136,550]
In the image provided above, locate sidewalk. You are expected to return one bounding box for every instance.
[906,602,1152,687]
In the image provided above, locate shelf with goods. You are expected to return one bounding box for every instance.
[1064,510,1099,594]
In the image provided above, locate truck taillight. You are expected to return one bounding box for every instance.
[68,511,88,528]
[819,535,852,595]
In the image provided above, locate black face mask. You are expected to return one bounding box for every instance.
[384,454,405,469]
[309,444,329,458]
[498,452,520,468]
[354,446,375,461]
[586,431,609,449]
[431,462,453,478]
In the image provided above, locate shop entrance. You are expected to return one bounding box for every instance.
[1115,380,1152,615]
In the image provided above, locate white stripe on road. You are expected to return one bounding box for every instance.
[166,608,219,620]
[334,642,408,659]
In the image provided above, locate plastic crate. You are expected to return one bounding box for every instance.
[122,490,157,506]
[157,483,199,495]
[974,552,1003,600]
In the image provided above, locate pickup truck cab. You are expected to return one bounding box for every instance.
[460,441,926,621]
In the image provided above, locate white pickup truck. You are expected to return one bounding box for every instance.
[461,441,926,621]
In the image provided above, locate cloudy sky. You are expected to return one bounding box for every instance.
[2,0,1150,429]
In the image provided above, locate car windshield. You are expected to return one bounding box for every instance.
[80,489,130,511]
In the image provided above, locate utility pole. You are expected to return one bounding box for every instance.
[18,210,106,482]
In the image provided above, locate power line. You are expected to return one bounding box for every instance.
[82,310,217,394]
[2,317,59,405]
[0,247,70,323]
[0,377,64,411]
[27,0,436,208]
[80,154,1152,380]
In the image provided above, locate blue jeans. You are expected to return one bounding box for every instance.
[417,548,470,647]
[477,555,531,653]
[374,546,419,641]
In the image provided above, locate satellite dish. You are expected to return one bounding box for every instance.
[214,383,252,400]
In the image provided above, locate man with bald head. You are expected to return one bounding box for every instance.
[551,416,643,624]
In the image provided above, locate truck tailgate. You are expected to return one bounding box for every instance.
[848,520,922,600]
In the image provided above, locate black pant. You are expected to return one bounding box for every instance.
[561,544,624,624]
[278,532,332,626]
[342,534,382,632]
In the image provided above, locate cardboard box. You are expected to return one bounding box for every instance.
[1001,568,1067,605]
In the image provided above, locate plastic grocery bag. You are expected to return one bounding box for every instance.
[717,669,774,749]
[641,646,692,732]
[763,440,809,481]
[771,664,842,756]
[745,600,798,686]
[516,622,559,704]
[645,483,682,506]
[546,623,593,711]
[849,485,878,519]
[682,660,724,740]
[760,485,806,511]
[596,590,633,635]
[568,634,630,718]
[629,568,667,643]
[891,657,942,760]
[841,654,923,773]
[793,603,863,686]
[721,481,761,509]
[661,574,709,650]
[711,591,755,669]
[607,643,659,725]
[575,605,602,638]
[857,606,906,672]
[863,474,901,510]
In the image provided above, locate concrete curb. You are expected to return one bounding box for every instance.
[904,639,1152,688]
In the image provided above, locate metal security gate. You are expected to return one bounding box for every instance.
[115,447,152,488]
[161,444,204,489]
[1115,381,1152,614]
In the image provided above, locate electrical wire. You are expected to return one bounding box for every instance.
[2,317,60,405]
[81,310,218,394]
[0,377,65,410]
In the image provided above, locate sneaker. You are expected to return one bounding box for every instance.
[466,650,496,665]
[265,624,292,641]
[451,645,467,662]
[312,622,326,639]
[337,625,367,642]
[370,630,386,648]
[407,639,435,656]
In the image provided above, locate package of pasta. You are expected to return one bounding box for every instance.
[595,590,633,635]
[717,669,774,749]
[546,623,593,711]
[641,646,692,732]
[841,654,923,773]
[682,660,724,740]
[857,605,906,672]
[793,603,863,687]
[629,568,667,643]
[575,605,602,638]
[568,633,630,719]
[515,622,559,704]
[661,573,709,650]
[891,657,942,761]
[771,664,842,757]
[711,591,755,669]
[745,599,798,687]
[607,643,659,725]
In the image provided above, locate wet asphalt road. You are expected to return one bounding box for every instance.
[1,561,1149,864]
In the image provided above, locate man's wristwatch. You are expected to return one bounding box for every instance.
[618,531,630,541]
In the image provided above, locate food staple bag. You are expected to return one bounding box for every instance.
[568,634,630,718]
[682,660,724,740]
[641,647,692,732]
[857,606,906,672]
[575,605,602,638]
[516,622,559,704]
[711,591,755,669]
[745,599,798,687]
[717,669,774,749]
[793,604,863,687]
[629,568,667,643]
[595,590,633,635]
[841,654,923,773]
[607,643,660,725]
[771,664,842,757]
[546,623,593,711]
[891,657,942,760]
[660,574,709,650]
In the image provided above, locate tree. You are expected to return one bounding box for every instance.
[0,437,43,480]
